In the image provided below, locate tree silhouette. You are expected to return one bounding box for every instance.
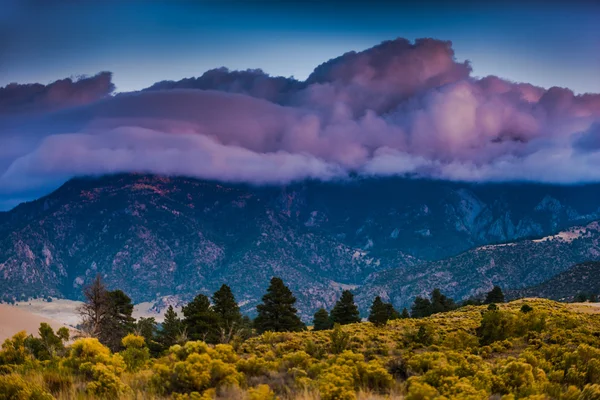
[368,296,389,326]
[254,277,305,333]
[484,286,505,304]
[182,294,219,342]
[313,308,333,331]
[212,284,243,343]
[331,290,361,325]
[159,305,182,348]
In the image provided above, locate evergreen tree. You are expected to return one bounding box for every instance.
[313,308,333,331]
[574,292,589,303]
[99,289,135,351]
[254,277,305,333]
[159,305,182,348]
[401,308,410,319]
[430,288,456,314]
[384,303,401,320]
[411,296,432,318]
[484,286,505,304]
[135,317,157,343]
[331,290,361,325]
[368,296,389,326]
[212,284,243,343]
[182,294,219,342]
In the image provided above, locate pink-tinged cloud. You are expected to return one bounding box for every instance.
[0,38,599,207]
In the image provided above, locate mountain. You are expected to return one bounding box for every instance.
[2,174,600,318]
[357,222,600,309]
[506,261,600,302]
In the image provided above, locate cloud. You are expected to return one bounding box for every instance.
[0,38,599,208]
[0,72,114,115]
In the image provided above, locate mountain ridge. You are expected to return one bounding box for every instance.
[1,174,600,318]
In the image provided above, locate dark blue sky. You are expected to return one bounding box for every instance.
[2,0,599,93]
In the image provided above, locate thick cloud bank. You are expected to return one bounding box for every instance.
[1,38,600,209]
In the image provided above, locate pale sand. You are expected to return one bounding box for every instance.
[0,304,75,342]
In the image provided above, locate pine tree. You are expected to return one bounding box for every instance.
[182,294,219,342]
[159,306,182,348]
[99,289,135,351]
[313,308,333,331]
[254,277,305,333]
[212,284,243,343]
[384,302,401,320]
[430,288,456,314]
[401,308,410,319]
[484,286,505,304]
[411,296,432,318]
[330,290,361,325]
[368,296,389,326]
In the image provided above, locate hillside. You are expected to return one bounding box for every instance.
[357,222,600,308]
[507,261,600,301]
[3,299,600,399]
[2,174,600,316]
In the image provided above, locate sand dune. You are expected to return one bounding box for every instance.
[0,304,74,342]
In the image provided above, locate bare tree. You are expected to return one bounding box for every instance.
[78,274,109,338]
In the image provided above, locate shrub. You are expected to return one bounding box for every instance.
[521,304,534,313]
[406,379,439,400]
[580,384,600,400]
[43,370,73,395]
[86,363,130,398]
[0,374,53,400]
[330,324,351,354]
[121,334,150,372]
[247,384,278,400]
[0,332,32,365]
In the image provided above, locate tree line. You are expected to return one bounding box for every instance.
[79,274,506,352]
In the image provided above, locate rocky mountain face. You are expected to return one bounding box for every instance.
[1,174,600,318]
[506,261,600,302]
[356,222,600,309]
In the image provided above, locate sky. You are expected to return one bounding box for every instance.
[0,0,599,210]
[2,0,599,93]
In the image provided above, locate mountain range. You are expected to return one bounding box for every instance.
[506,261,600,302]
[1,174,600,319]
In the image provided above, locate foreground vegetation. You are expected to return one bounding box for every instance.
[4,298,600,399]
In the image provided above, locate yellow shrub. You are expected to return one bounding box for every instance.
[248,384,278,400]
[0,332,33,365]
[85,363,130,398]
[406,379,440,400]
[121,334,149,372]
[0,374,53,400]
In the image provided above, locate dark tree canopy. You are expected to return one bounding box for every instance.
[100,289,135,351]
[78,275,136,351]
[313,308,333,331]
[430,288,456,314]
[182,294,219,342]
[159,305,182,349]
[411,289,456,318]
[484,286,505,304]
[254,277,305,333]
[331,290,361,325]
[212,284,243,343]
[401,308,410,319]
[385,303,401,320]
[368,296,389,326]
[411,296,433,318]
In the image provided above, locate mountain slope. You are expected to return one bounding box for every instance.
[357,222,600,309]
[2,174,600,317]
[506,261,600,301]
